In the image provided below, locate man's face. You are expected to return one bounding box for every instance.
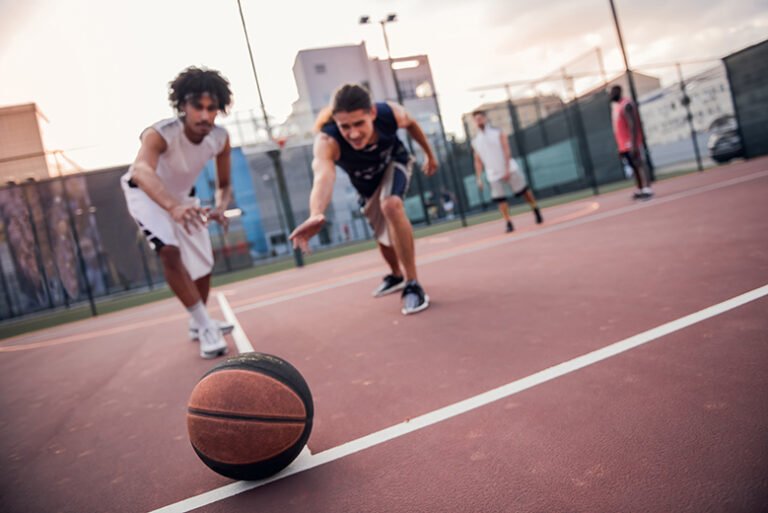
[333,107,377,150]
[473,113,487,130]
[181,93,219,138]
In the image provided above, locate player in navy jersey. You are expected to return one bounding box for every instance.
[290,84,438,315]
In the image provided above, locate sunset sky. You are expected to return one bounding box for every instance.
[1,0,766,169]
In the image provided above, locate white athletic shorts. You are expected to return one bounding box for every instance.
[489,159,528,199]
[121,178,214,280]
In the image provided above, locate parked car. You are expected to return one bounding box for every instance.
[707,115,744,163]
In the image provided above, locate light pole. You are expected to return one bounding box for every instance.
[607,0,655,180]
[262,173,290,254]
[360,13,432,226]
[360,14,402,104]
[676,63,704,171]
[236,0,303,267]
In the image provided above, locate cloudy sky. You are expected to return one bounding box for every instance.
[1,0,766,169]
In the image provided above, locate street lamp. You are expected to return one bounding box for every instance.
[236,0,303,266]
[360,13,433,225]
[359,13,403,104]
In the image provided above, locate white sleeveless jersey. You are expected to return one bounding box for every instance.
[471,126,507,182]
[126,117,228,200]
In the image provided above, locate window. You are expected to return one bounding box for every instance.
[314,64,326,74]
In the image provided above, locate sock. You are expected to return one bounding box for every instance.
[187,301,214,329]
[642,186,653,193]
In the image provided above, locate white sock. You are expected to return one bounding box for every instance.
[642,186,653,193]
[187,301,214,329]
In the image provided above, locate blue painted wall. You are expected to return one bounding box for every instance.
[196,147,268,256]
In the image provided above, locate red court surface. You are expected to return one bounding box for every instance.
[2,159,767,513]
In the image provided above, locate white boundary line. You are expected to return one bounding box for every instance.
[216,293,254,354]
[231,169,768,315]
[150,283,768,513]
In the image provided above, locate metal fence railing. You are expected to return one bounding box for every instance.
[3,41,764,321]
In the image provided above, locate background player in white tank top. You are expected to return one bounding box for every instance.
[471,110,543,233]
[121,67,234,359]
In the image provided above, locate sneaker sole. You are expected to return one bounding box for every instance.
[189,324,235,341]
[401,295,431,315]
[372,281,406,297]
[200,345,229,359]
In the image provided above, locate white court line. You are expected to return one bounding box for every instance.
[232,169,768,315]
[149,283,768,513]
[216,293,254,354]
[215,293,314,463]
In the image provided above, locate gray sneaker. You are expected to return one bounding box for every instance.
[199,326,228,359]
[189,319,235,341]
[401,281,430,315]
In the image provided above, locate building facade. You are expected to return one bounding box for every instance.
[639,64,735,146]
[0,103,51,184]
[287,43,443,142]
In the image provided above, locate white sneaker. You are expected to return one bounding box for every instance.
[189,319,235,341]
[199,326,228,359]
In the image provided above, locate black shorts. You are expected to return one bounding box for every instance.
[620,151,643,170]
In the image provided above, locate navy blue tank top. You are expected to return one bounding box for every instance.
[321,102,410,198]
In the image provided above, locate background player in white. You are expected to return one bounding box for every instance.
[121,67,234,358]
[472,110,543,232]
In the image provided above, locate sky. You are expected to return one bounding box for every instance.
[1,0,766,170]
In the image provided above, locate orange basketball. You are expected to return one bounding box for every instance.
[187,352,313,480]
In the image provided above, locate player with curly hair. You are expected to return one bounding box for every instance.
[121,66,235,359]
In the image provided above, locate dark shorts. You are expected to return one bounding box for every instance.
[361,160,413,246]
[620,151,643,170]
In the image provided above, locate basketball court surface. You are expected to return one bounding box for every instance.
[2,159,767,513]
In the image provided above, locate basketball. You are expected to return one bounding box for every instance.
[186,352,314,480]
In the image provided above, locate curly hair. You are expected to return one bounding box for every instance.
[168,66,233,113]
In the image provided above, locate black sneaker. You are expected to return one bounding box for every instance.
[505,220,515,232]
[401,281,430,315]
[372,274,406,297]
[534,208,543,224]
[632,190,654,201]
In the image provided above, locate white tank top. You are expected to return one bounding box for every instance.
[125,117,228,200]
[471,126,507,181]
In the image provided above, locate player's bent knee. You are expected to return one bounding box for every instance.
[381,196,404,219]
[158,245,184,269]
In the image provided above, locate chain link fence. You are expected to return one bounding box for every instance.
[3,41,764,321]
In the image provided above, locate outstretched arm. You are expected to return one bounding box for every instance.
[389,101,438,176]
[130,129,205,233]
[289,133,338,253]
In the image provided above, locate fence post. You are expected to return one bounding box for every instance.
[462,118,488,212]
[676,63,704,172]
[505,89,535,189]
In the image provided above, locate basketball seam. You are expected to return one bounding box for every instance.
[188,408,308,423]
[199,357,313,416]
